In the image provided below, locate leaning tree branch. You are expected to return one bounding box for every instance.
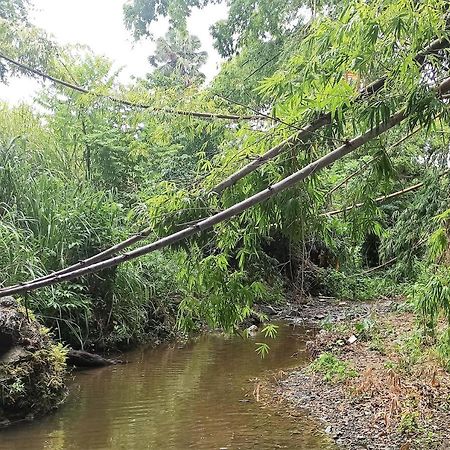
[0,53,265,121]
[1,36,447,291]
[362,237,428,274]
[2,76,449,297]
[210,36,450,194]
[325,121,432,198]
[323,169,450,217]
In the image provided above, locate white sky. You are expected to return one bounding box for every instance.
[0,0,228,104]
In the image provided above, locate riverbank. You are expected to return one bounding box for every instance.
[0,297,67,427]
[271,297,450,449]
[0,321,335,450]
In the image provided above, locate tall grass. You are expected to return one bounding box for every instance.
[0,103,182,350]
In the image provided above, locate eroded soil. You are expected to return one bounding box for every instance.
[270,297,450,449]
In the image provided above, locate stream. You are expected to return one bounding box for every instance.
[0,323,335,449]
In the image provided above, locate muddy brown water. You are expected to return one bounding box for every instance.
[0,323,336,450]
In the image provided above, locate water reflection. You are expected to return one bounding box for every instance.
[0,324,335,450]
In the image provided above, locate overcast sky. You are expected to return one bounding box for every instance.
[0,0,228,104]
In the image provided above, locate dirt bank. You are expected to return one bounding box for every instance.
[272,297,450,449]
[0,297,67,427]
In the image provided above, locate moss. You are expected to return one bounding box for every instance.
[0,297,67,425]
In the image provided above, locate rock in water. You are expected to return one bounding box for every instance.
[0,297,67,426]
[246,324,258,336]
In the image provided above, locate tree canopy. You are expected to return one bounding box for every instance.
[147,27,207,88]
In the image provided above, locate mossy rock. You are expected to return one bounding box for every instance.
[0,297,67,426]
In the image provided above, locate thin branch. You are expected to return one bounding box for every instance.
[362,237,428,274]
[323,169,450,217]
[0,53,266,121]
[215,93,349,145]
[325,122,428,198]
[326,157,377,198]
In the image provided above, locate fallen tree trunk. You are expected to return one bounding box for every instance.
[1,76,449,298]
[4,36,447,294]
[2,35,446,293]
[210,36,449,194]
[66,349,122,368]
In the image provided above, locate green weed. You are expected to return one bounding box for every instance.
[309,352,358,383]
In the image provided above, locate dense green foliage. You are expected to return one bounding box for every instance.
[1,0,450,360]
